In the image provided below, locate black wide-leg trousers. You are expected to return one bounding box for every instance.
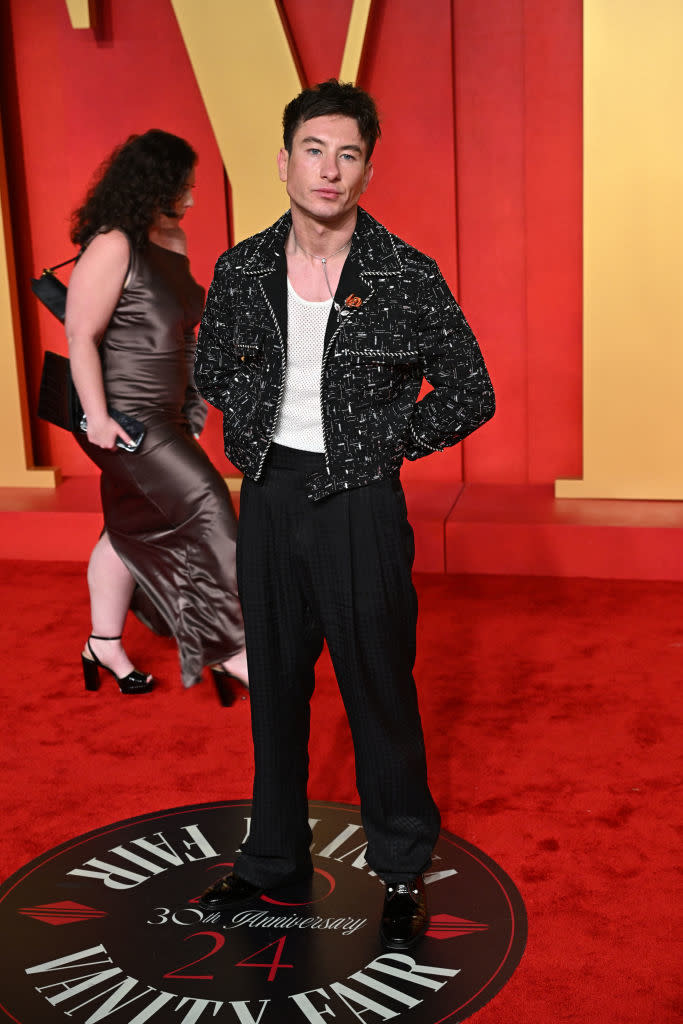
[234,444,440,885]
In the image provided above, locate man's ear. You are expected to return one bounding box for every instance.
[277,147,289,183]
[362,161,374,193]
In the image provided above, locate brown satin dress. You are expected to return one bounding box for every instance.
[75,239,244,687]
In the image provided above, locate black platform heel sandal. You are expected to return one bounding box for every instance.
[82,635,154,695]
[210,667,237,707]
[210,667,249,708]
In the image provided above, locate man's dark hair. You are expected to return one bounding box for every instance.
[71,129,197,248]
[282,79,381,159]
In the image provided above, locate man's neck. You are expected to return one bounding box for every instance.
[285,207,358,303]
[287,206,358,260]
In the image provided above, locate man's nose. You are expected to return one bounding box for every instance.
[321,156,341,180]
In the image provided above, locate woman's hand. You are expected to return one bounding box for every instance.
[85,413,133,450]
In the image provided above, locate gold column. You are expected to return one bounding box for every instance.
[0,100,58,488]
[557,0,683,499]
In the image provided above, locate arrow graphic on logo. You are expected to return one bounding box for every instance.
[19,901,109,926]
[426,914,489,940]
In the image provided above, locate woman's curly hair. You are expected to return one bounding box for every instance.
[71,129,197,248]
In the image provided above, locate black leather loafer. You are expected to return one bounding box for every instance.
[199,871,265,908]
[199,865,314,909]
[379,875,429,950]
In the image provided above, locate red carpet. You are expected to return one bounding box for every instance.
[0,560,680,1022]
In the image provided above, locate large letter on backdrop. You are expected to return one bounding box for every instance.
[170,0,372,242]
[63,0,90,28]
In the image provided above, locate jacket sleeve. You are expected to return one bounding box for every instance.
[403,258,495,460]
[194,255,248,412]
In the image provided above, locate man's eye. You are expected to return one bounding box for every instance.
[307,148,322,156]
[340,153,356,162]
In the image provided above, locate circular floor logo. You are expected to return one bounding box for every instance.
[0,801,526,1023]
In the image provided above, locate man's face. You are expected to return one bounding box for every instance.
[277,114,373,223]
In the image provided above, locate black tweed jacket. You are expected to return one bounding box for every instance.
[195,207,495,500]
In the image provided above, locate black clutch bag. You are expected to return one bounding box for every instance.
[30,254,78,323]
[79,409,146,452]
[37,350,83,431]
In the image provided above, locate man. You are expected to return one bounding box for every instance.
[194,79,494,949]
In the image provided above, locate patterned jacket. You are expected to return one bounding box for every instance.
[195,207,495,501]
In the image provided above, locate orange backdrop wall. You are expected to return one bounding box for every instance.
[0,0,582,487]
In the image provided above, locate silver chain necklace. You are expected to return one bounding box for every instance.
[292,232,352,304]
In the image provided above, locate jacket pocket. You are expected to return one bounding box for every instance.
[233,337,264,364]
[333,347,421,408]
[334,341,420,365]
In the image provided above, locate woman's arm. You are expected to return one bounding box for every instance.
[64,230,133,449]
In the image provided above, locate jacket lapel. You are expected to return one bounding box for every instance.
[324,208,404,349]
[324,256,373,346]
[242,213,291,345]
[259,252,288,344]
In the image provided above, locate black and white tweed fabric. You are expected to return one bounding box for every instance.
[195,207,495,501]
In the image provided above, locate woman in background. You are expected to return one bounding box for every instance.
[65,129,247,703]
